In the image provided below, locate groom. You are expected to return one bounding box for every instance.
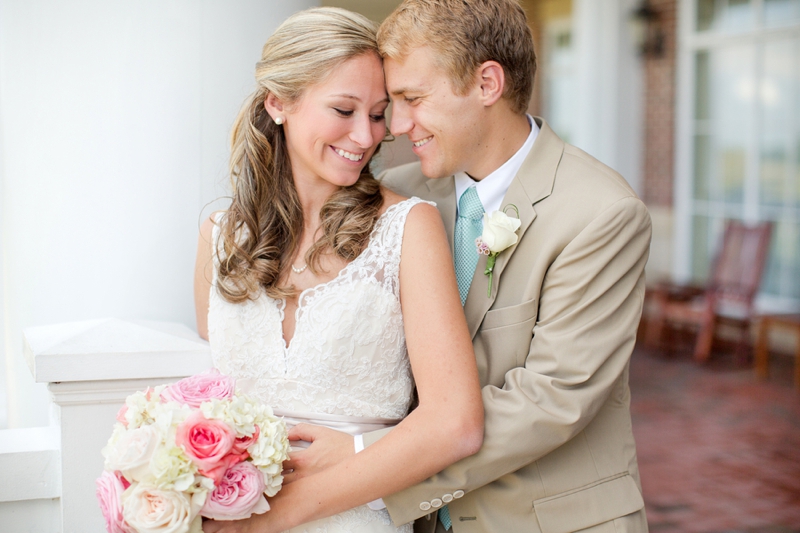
[296,1,651,531]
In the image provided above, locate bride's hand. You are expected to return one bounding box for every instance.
[282,424,355,483]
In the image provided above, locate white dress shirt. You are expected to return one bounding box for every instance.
[356,115,539,511]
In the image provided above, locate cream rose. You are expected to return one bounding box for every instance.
[121,483,206,533]
[104,425,161,483]
[480,211,521,253]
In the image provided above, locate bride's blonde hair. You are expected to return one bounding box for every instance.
[217,7,384,303]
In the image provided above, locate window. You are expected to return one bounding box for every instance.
[679,0,800,308]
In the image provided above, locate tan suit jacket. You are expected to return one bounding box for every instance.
[366,118,651,533]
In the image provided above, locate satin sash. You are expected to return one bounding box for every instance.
[274,408,401,449]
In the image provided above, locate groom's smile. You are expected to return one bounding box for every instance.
[385,46,487,180]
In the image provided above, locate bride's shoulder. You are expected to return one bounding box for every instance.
[199,211,226,244]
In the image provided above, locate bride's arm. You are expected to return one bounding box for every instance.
[206,202,484,533]
[194,216,215,341]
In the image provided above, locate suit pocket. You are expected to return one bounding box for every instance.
[533,473,644,533]
[476,299,537,381]
[481,298,537,330]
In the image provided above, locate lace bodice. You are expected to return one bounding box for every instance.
[208,198,429,533]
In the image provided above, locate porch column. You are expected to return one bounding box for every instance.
[26,318,211,533]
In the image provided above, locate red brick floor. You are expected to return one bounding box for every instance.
[630,345,800,532]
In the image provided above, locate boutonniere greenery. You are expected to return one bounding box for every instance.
[475,205,521,297]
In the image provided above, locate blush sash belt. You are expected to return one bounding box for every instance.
[273,408,402,449]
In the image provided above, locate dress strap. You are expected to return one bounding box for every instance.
[369,197,435,297]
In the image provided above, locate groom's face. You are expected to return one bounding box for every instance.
[385,46,485,179]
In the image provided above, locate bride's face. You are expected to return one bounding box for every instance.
[276,52,388,192]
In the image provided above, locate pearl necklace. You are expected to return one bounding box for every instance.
[291,263,308,274]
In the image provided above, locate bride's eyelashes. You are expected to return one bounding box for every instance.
[333,107,386,123]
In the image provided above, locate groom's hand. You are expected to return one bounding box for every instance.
[282,424,355,484]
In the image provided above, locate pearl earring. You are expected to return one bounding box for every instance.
[274,116,284,125]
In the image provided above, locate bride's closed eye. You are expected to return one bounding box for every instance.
[333,108,385,123]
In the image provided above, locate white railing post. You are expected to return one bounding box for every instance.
[25,318,212,533]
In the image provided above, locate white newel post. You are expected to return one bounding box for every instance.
[25,319,212,533]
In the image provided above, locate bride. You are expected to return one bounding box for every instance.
[194,7,483,533]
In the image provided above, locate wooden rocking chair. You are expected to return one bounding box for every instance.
[644,220,773,362]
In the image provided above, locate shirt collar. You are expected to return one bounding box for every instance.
[454,115,539,215]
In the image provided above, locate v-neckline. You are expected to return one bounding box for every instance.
[277,259,352,353]
[275,199,409,352]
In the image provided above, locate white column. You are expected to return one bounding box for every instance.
[25,318,212,533]
[0,0,317,429]
[572,0,645,195]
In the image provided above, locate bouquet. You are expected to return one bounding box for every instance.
[96,369,289,533]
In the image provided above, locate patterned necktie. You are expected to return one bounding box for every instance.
[454,186,484,305]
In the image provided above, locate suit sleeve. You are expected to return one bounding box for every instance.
[365,196,652,526]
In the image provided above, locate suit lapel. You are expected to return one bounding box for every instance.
[425,176,457,254]
[462,118,565,338]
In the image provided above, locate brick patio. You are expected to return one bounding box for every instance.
[630,345,800,532]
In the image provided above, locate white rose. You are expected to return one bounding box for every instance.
[122,483,206,533]
[103,424,161,483]
[481,211,521,253]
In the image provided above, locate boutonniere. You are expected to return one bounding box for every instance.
[475,205,521,297]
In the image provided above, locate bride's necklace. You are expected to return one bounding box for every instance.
[291,263,308,274]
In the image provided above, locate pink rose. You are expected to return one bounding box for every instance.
[200,461,270,520]
[232,425,259,455]
[160,369,235,408]
[176,410,236,481]
[198,453,247,487]
[115,405,128,427]
[96,470,135,533]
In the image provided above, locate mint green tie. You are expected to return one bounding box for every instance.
[454,186,484,305]
[440,187,483,530]
[439,505,452,530]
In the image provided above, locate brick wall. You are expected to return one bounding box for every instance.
[642,0,678,207]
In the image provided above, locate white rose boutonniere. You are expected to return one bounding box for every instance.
[475,205,522,297]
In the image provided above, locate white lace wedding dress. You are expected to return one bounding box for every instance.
[208,198,430,533]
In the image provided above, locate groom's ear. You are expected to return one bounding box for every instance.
[477,60,505,108]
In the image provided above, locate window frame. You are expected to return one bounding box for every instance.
[675,0,800,311]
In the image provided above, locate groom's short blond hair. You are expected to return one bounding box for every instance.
[377,0,536,115]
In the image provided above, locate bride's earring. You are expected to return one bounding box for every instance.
[274,116,285,125]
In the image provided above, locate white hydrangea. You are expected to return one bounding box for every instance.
[124,385,168,429]
[246,406,289,497]
[150,444,198,492]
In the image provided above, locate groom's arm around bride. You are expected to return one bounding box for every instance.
[365,2,651,532]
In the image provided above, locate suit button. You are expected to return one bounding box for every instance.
[420,502,432,511]
[453,490,465,499]
[442,494,453,503]
[431,498,443,508]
